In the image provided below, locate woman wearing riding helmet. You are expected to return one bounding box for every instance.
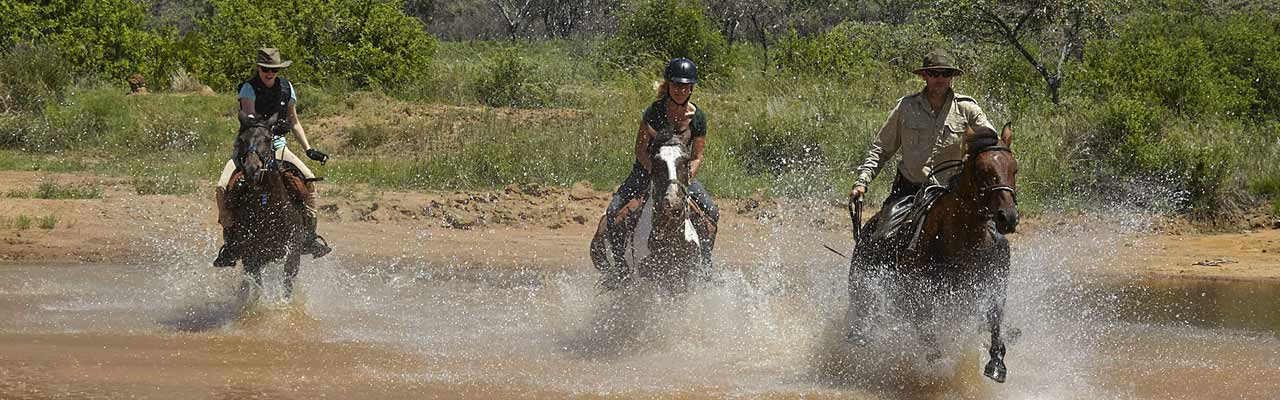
[213,48,331,267]
[599,57,720,288]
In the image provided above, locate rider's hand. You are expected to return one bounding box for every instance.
[271,136,287,150]
[306,148,329,164]
[849,185,866,207]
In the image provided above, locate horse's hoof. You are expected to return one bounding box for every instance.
[983,358,1007,383]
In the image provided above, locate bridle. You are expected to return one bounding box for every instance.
[930,145,1017,206]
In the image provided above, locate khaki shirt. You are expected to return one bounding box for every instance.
[854,89,995,187]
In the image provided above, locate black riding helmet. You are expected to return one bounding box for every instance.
[663,58,698,84]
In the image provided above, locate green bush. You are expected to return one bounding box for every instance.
[7,181,102,199]
[733,110,825,175]
[191,0,437,91]
[773,22,946,81]
[0,44,74,113]
[13,215,31,230]
[473,51,555,108]
[37,215,56,229]
[1082,11,1270,117]
[0,0,177,90]
[132,175,197,195]
[607,0,735,81]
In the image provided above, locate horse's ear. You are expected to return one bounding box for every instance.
[1001,122,1014,146]
[266,114,279,128]
[238,111,254,128]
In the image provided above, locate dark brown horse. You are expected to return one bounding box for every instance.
[846,124,1018,383]
[225,113,311,298]
[590,142,717,292]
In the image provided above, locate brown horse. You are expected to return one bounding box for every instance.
[846,124,1018,383]
[224,113,311,298]
[590,142,717,292]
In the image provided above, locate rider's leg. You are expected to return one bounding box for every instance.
[214,159,240,267]
[688,180,718,265]
[600,167,649,288]
[280,148,330,257]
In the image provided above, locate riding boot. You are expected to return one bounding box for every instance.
[215,187,233,228]
[296,183,332,257]
[600,221,632,290]
[214,226,242,268]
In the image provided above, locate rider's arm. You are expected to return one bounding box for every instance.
[689,136,706,178]
[239,98,255,115]
[635,120,656,173]
[286,103,313,151]
[853,99,906,188]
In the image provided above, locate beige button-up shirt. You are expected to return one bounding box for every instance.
[854,89,995,188]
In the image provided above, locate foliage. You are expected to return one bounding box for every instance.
[0,0,177,89]
[932,0,1117,104]
[607,0,735,81]
[190,0,437,90]
[474,50,556,108]
[37,214,56,229]
[0,43,74,113]
[7,181,102,199]
[1083,10,1279,117]
[773,22,945,80]
[132,175,197,195]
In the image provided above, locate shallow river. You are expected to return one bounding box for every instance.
[1,224,1277,399]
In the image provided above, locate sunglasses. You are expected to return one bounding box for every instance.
[262,67,280,73]
[924,70,955,78]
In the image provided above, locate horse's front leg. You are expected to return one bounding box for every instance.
[845,260,880,345]
[983,235,1011,383]
[283,251,301,299]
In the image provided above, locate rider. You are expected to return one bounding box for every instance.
[599,57,720,289]
[214,48,331,267]
[848,49,996,225]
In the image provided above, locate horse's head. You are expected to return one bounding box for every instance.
[650,142,691,225]
[964,124,1019,234]
[236,112,280,183]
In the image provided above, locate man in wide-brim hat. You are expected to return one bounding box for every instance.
[841,48,998,338]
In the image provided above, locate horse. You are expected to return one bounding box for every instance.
[845,124,1018,383]
[590,141,717,292]
[224,112,312,298]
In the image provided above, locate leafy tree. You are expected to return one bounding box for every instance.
[607,0,734,80]
[191,0,437,91]
[934,0,1120,105]
[0,0,176,87]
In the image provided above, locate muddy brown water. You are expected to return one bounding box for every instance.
[1,226,1278,399]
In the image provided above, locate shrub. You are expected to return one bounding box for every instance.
[474,51,555,108]
[13,215,31,230]
[132,176,197,195]
[1081,11,1269,117]
[607,0,735,81]
[733,111,825,175]
[37,215,56,229]
[191,0,437,91]
[0,44,74,114]
[0,0,177,90]
[773,22,946,80]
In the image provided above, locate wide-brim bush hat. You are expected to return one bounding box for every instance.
[912,49,964,75]
[256,48,293,69]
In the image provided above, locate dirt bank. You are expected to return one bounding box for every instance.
[2,171,1278,281]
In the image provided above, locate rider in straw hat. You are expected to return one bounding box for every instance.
[214,48,331,267]
[848,49,997,215]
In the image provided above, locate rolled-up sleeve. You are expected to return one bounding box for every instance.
[855,99,905,187]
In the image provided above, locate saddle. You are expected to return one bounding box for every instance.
[226,163,313,207]
[856,182,950,267]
